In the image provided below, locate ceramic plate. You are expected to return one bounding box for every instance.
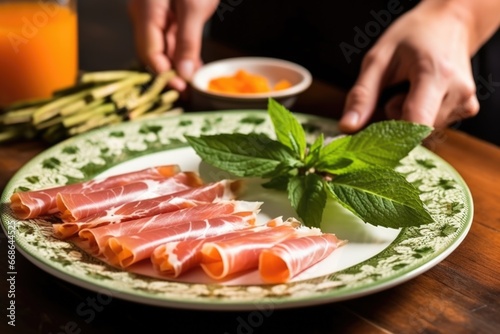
[0,111,473,310]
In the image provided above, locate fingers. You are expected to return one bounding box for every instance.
[401,72,446,127]
[403,61,479,128]
[383,74,479,129]
[128,0,172,73]
[460,94,480,119]
[384,94,406,120]
[437,86,479,127]
[340,52,390,133]
[173,0,218,80]
[383,87,479,129]
[128,0,217,92]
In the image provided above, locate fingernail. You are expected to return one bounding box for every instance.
[341,111,359,128]
[177,60,194,80]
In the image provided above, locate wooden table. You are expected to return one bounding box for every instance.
[2,1,500,333]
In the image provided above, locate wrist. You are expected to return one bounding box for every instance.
[421,0,500,55]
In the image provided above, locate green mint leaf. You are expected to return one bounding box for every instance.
[319,120,432,171]
[327,167,433,228]
[268,98,307,159]
[317,135,369,174]
[288,173,327,228]
[304,133,324,167]
[346,120,432,167]
[315,136,366,175]
[185,133,302,178]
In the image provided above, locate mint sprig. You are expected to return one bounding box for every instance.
[185,99,434,229]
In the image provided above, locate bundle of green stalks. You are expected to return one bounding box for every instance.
[0,70,182,144]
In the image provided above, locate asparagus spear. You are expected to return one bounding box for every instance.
[2,107,36,124]
[125,71,175,110]
[1,96,53,111]
[60,98,103,117]
[133,105,183,121]
[59,99,87,117]
[128,100,156,120]
[63,103,115,128]
[112,86,141,109]
[1,70,181,144]
[128,88,180,120]
[81,70,143,83]
[32,88,92,125]
[90,73,151,100]
[161,89,179,104]
[68,113,122,136]
[35,115,64,130]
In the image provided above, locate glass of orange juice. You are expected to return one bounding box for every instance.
[0,0,78,108]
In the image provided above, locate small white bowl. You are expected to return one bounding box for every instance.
[190,57,312,110]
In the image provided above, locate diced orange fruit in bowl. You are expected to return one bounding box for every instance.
[208,70,292,94]
[273,79,292,91]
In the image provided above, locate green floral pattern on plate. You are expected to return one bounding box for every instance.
[0,111,473,310]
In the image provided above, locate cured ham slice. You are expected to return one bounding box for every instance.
[103,213,256,268]
[52,179,242,239]
[200,219,310,280]
[259,234,345,283]
[9,165,180,219]
[52,197,201,239]
[56,171,203,222]
[78,200,262,254]
[151,216,285,277]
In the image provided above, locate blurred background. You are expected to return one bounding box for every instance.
[78,0,135,71]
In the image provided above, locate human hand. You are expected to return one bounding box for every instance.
[128,0,219,92]
[340,1,480,133]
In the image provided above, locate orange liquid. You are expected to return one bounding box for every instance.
[0,2,78,108]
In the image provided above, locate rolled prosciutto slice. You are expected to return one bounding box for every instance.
[9,165,180,219]
[53,179,242,239]
[78,200,262,254]
[200,219,309,280]
[103,212,256,268]
[151,216,285,277]
[56,171,203,222]
[259,234,345,283]
[53,197,202,239]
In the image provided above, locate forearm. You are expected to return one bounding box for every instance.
[420,0,500,55]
